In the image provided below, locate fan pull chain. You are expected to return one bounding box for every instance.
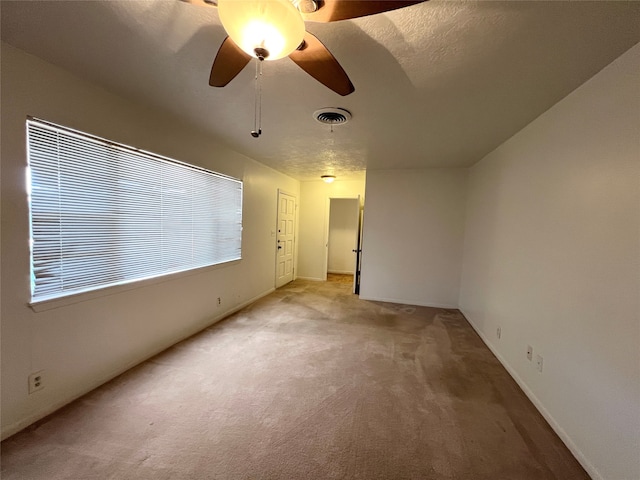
[251,58,263,138]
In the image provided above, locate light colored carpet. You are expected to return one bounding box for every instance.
[1,279,588,479]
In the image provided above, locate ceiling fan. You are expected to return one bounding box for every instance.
[182,0,426,96]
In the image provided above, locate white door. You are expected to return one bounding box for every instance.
[275,190,296,288]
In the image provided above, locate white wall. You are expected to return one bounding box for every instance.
[297,177,365,280]
[359,169,467,308]
[328,199,359,274]
[458,44,640,480]
[0,43,299,439]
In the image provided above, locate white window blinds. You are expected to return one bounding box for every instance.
[27,118,243,303]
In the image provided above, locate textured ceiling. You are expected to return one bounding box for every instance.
[2,1,639,181]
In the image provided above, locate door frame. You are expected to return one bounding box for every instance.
[323,196,363,291]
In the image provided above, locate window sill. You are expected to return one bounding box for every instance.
[29,259,241,312]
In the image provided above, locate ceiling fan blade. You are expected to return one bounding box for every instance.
[209,36,252,87]
[288,32,354,96]
[180,0,218,8]
[301,0,426,23]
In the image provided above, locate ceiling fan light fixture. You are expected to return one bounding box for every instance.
[321,175,336,183]
[218,0,305,61]
[296,0,318,13]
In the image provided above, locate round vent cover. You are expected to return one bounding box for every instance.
[313,108,352,126]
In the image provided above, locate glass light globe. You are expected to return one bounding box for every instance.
[218,0,306,61]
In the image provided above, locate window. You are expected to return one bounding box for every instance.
[27,118,243,304]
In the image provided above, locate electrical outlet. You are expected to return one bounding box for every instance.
[496,327,501,339]
[527,345,533,361]
[28,371,45,394]
[535,354,543,372]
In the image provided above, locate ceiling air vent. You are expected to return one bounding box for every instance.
[313,108,352,126]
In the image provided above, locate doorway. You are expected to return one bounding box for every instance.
[325,197,362,294]
[275,190,296,288]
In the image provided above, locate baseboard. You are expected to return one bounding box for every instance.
[1,287,276,441]
[358,294,458,310]
[460,308,602,480]
[295,276,325,281]
[229,288,275,315]
[327,270,354,275]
